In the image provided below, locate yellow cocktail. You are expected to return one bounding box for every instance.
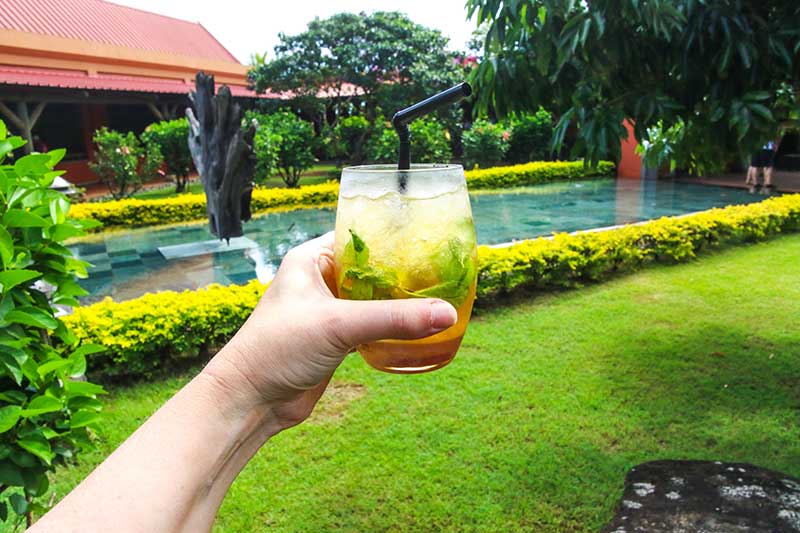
[334,164,477,374]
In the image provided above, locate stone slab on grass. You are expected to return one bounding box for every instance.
[602,460,800,532]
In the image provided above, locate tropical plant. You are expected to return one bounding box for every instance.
[468,0,800,173]
[506,109,554,163]
[462,119,510,169]
[0,120,105,527]
[90,128,163,199]
[141,119,192,193]
[366,118,452,164]
[255,112,316,188]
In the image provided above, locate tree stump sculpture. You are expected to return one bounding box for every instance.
[186,72,255,241]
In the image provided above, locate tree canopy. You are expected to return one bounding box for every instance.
[467,0,800,172]
[248,11,465,119]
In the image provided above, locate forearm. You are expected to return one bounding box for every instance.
[31,357,280,532]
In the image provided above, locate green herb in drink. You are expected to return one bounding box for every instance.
[339,229,475,307]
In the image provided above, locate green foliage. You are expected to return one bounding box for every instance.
[0,121,105,526]
[69,182,340,230]
[461,119,509,169]
[243,112,281,185]
[468,0,800,171]
[90,128,163,200]
[255,112,316,188]
[635,120,686,172]
[64,192,800,379]
[366,118,452,164]
[248,12,464,121]
[140,119,192,193]
[330,116,371,164]
[506,109,554,163]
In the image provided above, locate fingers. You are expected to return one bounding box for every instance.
[334,298,457,347]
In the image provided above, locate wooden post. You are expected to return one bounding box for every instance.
[0,101,47,154]
[146,102,164,121]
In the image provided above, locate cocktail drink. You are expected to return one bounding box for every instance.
[334,164,477,374]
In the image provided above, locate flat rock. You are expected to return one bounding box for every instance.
[602,460,800,532]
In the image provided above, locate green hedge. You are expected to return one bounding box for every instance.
[63,193,800,380]
[69,161,614,231]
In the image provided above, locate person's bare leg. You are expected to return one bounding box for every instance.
[746,166,756,185]
[764,166,773,187]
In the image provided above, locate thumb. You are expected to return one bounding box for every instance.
[335,298,458,347]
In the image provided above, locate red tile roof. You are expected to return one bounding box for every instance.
[0,65,266,97]
[0,0,238,62]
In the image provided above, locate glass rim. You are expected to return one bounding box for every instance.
[341,163,463,174]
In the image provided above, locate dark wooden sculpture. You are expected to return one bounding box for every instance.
[186,72,255,241]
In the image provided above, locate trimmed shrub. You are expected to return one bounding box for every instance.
[366,117,452,164]
[64,281,264,378]
[243,112,280,185]
[462,119,509,169]
[70,161,614,230]
[140,118,192,193]
[466,160,615,189]
[64,193,800,380]
[256,112,317,188]
[506,109,554,163]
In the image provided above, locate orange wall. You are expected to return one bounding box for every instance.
[618,120,641,179]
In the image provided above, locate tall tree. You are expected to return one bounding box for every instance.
[467,0,800,173]
[248,12,464,121]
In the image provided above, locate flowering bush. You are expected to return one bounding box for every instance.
[90,128,163,199]
[462,119,509,169]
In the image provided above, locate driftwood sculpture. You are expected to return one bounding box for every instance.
[186,72,255,241]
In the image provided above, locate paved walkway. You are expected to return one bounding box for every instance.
[679,170,800,193]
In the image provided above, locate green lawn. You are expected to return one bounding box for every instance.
[131,164,338,200]
[46,235,800,531]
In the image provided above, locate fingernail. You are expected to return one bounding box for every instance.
[430,301,457,331]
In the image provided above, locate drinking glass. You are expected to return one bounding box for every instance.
[333,164,477,374]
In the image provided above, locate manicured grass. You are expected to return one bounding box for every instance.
[45,235,800,531]
[131,164,338,200]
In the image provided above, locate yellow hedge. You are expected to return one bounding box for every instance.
[64,193,800,379]
[69,182,341,230]
[69,161,615,231]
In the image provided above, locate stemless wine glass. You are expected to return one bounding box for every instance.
[333,164,478,374]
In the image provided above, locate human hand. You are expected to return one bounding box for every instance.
[202,232,458,429]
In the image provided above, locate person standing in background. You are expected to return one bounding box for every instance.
[746,139,779,193]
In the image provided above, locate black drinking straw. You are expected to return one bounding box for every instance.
[392,82,472,171]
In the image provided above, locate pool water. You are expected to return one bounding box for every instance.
[70,178,762,302]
